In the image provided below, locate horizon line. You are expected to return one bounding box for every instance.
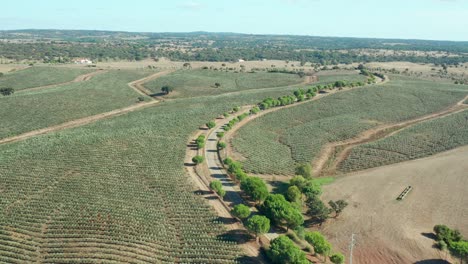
[1,28,468,43]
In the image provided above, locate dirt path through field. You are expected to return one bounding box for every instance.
[128,70,176,97]
[313,94,468,176]
[0,101,159,145]
[0,71,178,145]
[224,75,389,164]
[17,69,107,93]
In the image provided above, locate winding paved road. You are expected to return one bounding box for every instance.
[205,117,244,207]
[204,115,279,241]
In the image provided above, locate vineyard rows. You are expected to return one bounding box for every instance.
[0,70,153,139]
[232,75,468,175]
[339,110,468,172]
[0,79,330,262]
[0,66,92,91]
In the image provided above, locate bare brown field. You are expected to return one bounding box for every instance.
[56,58,321,71]
[320,146,468,264]
[366,61,468,75]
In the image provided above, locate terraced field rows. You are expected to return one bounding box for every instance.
[232,76,468,175]
[0,67,93,91]
[339,109,468,172]
[0,70,154,139]
[144,69,304,98]
[0,77,323,263]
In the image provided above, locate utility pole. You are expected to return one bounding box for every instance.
[349,233,356,264]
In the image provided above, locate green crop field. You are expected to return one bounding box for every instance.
[1,65,466,263]
[144,69,305,98]
[339,110,468,172]
[144,69,369,99]
[232,76,468,175]
[0,70,152,139]
[0,66,93,91]
[315,70,367,83]
[0,74,333,263]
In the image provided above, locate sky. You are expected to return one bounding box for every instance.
[1,0,468,41]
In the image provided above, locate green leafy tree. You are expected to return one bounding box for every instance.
[449,241,468,264]
[262,194,304,230]
[209,180,226,197]
[289,175,306,189]
[286,185,302,204]
[434,225,462,244]
[240,177,269,203]
[217,142,227,150]
[0,87,14,96]
[206,121,216,129]
[161,85,173,94]
[267,236,308,264]
[216,132,225,138]
[250,106,260,114]
[301,179,322,198]
[195,135,205,149]
[330,253,345,264]
[246,215,270,239]
[290,176,322,198]
[305,231,332,258]
[295,163,312,178]
[231,204,251,219]
[284,207,304,230]
[328,200,348,217]
[307,195,331,224]
[214,82,221,88]
[192,155,204,165]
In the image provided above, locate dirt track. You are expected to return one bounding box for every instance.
[224,75,389,167]
[313,95,468,176]
[127,70,176,97]
[17,69,107,93]
[0,71,178,145]
[0,101,159,145]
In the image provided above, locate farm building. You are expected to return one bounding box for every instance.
[74,58,93,64]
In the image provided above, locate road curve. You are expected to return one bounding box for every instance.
[205,116,244,206]
[17,69,107,93]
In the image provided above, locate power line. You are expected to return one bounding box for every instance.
[349,233,356,264]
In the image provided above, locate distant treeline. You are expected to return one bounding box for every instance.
[1,30,468,65]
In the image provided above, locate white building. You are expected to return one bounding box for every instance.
[74,58,93,64]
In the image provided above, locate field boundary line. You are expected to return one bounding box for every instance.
[16,69,107,93]
[314,94,468,176]
[0,101,159,145]
[128,69,176,98]
[222,75,389,169]
[0,72,176,145]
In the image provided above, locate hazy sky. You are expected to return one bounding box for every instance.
[1,0,467,41]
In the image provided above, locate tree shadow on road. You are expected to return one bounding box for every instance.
[215,216,238,225]
[236,248,270,264]
[413,260,450,264]
[217,229,253,244]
